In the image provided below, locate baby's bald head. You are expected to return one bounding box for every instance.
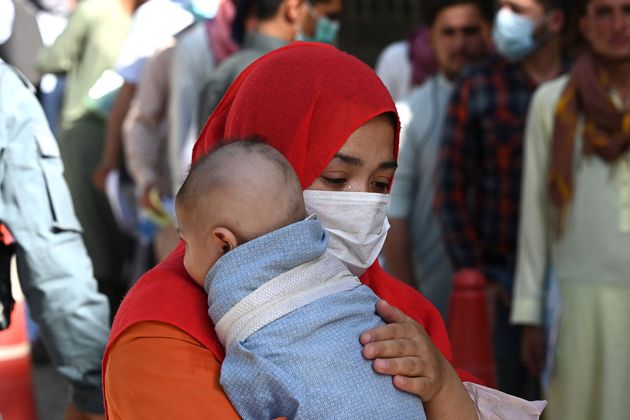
[176,141,306,245]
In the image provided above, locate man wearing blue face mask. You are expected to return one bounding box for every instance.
[436,0,568,399]
[197,0,343,130]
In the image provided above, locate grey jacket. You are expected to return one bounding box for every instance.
[196,31,289,130]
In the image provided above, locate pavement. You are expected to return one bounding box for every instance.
[3,260,68,420]
[32,341,69,420]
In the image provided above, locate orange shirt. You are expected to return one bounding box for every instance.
[104,321,239,419]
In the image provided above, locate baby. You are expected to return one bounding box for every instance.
[176,141,426,420]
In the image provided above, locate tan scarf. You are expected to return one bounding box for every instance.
[549,51,630,234]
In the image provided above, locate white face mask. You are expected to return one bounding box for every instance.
[303,190,390,277]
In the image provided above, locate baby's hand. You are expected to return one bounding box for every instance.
[360,300,448,401]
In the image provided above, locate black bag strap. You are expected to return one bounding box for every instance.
[0,225,16,331]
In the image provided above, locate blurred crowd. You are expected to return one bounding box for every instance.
[1,0,629,419]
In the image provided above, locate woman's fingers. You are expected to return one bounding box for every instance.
[374,299,411,324]
[392,375,435,400]
[360,300,423,345]
[362,338,419,359]
[372,356,429,377]
[372,357,440,402]
[357,300,453,401]
[360,321,416,345]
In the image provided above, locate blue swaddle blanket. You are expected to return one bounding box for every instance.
[205,218,427,420]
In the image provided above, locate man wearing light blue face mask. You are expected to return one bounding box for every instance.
[436,0,568,400]
[492,0,556,62]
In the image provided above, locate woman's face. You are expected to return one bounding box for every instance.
[307,114,397,193]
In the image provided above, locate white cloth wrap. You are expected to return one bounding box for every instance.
[215,252,360,349]
[464,382,548,419]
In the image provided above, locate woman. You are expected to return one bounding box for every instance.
[104,43,544,419]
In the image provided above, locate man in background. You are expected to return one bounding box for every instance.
[512,0,630,417]
[195,0,343,138]
[436,0,566,397]
[384,0,490,319]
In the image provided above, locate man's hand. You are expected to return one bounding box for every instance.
[138,184,161,213]
[521,325,546,377]
[92,159,117,193]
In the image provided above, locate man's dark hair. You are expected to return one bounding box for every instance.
[232,0,285,45]
[425,0,486,27]
[537,0,569,12]
[575,0,592,15]
[235,0,285,21]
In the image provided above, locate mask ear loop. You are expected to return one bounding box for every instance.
[294,2,318,39]
[306,1,319,20]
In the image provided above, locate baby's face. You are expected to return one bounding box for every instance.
[178,215,223,288]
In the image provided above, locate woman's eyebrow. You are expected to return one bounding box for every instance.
[333,154,398,170]
[334,153,363,166]
[380,161,398,170]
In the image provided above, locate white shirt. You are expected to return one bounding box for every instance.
[115,0,194,84]
[375,40,412,102]
[0,0,15,44]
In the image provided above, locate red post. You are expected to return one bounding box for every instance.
[0,301,38,420]
[447,269,497,388]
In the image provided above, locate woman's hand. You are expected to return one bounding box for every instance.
[360,300,445,400]
[361,300,478,419]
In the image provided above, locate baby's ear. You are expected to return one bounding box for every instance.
[213,227,238,254]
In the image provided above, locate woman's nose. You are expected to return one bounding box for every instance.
[347,180,369,193]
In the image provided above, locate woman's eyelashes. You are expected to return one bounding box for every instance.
[371,180,390,193]
[321,176,348,189]
[320,175,391,193]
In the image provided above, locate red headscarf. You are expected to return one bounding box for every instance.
[107,44,475,395]
[194,42,456,362]
[193,42,398,185]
